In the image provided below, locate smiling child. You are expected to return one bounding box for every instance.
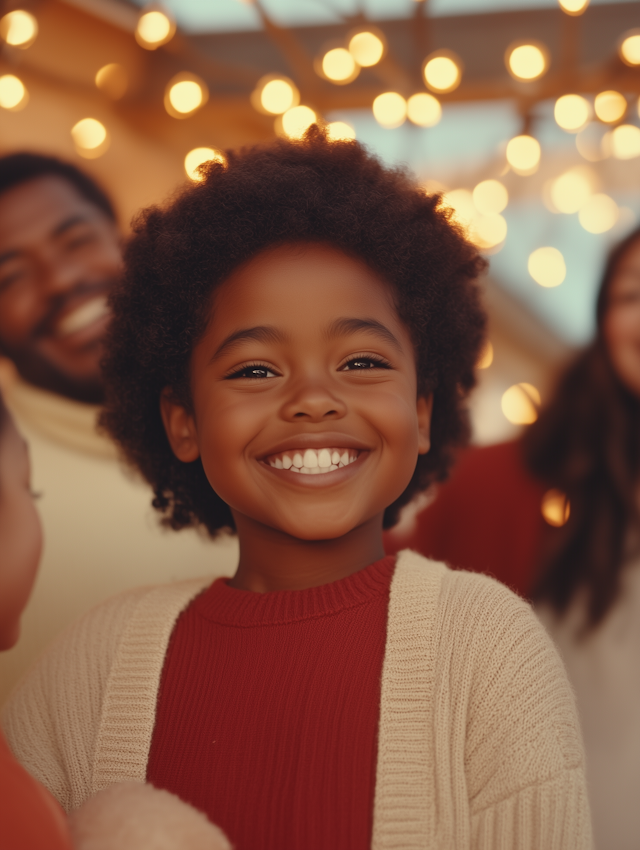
[2,129,592,849]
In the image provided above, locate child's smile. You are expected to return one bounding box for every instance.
[162,241,432,589]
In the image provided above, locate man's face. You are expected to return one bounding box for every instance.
[0,175,121,403]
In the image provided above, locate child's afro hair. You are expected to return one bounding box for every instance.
[100,127,487,535]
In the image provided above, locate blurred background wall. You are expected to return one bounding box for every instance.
[1,0,639,442]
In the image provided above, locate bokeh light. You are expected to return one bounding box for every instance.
[554,94,591,132]
[472,179,508,215]
[71,118,109,158]
[326,121,356,141]
[0,74,27,110]
[609,124,640,159]
[252,76,299,115]
[135,9,175,50]
[348,30,385,67]
[0,10,37,48]
[579,194,619,233]
[506,43,548,81]
[372,92,407,128]
[506,134,541,174]
[476,340,494,369]
[95,64,128,100]
[594,90,626,123]
[321,47,359,84]
[501,383,541,425]
[470,214,507,250]
[423,52,462,93]
[528,247,566,287]
[549,168,593,214]
[442,188,476,227]
[165,74,208,118]
[184,147,226,181]
[619,30,640,66]
[541,489,571,526]
[279,105,317,139]
[558,0,589,14]
[406,92,441,127]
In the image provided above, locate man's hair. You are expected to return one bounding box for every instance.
[100,127,487,535]
[0,152,116,221]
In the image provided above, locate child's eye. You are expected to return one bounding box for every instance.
[226,363,278,380]
[341,355,392,371]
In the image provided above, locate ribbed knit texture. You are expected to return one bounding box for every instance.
[147,556,395,850]
[1,552,594,848]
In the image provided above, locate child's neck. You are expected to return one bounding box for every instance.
[228,513,386,593]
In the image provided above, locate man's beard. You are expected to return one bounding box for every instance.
[1,279,116,405]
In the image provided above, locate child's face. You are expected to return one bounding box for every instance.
[0,416,42,649]
[162,243,431,542]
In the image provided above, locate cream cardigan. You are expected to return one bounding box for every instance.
[2,551,593,849]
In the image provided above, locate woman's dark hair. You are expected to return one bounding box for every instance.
[525,226,640,628]
[0,152,116,222]
[100,128,486,537]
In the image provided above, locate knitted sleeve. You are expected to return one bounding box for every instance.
[0,589,147,812]
[436,569,593,850]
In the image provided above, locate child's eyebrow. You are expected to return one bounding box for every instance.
[326,317,403,353]
[210,325,288,362]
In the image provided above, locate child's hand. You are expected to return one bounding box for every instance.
[69,781,231,850]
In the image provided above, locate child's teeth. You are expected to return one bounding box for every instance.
[318,448,331,468]
[330,464,338,470]
[331,451,340,464]
[303,449,318,468]
[275,457,283,469]
[268,448,360,474]
[282,454,292,469]
[293,453,303,468]
[340,451,349,466]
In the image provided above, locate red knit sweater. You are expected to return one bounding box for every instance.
[147,556,395,850]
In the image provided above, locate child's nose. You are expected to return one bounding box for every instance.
[280,383,347,422]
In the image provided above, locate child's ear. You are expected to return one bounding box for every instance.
[416,394,433,455]
[160,388,200,463]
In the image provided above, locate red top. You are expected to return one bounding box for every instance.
[147,555,396,850]
[386,441,547,598]
[0,729,72,850]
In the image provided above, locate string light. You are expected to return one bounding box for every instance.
[575,123,608,162]
[501,383,540,425]
[442,189,476,228]
[558,0,589,14]
[554,94,591,132]
[506,135,541,174]
[348,30,385,67]
[528,247,566,287]
[251,75,299,115]
[472,180,508,215]
[619,30,640,66]
[505,42,549,82]
[278,105,317,139]
[71,118,109,159]
[594,90,626,123]
[184,148,226,181]
[326,121,356,141]
[164,74,208,119]
[319,47,359,84]
[549,167,594,214]
[579,194,619,233]
[372,92,407,128]
[541,489,570,526]
[609,124,640,159]
[95,64,128,100]
[476,340,494,369]
[422,51,462,93]
[0,10,37,48]
[406,93,441,127]
[135,8,175,50]
[469,214,507,250]
[0,74,27,110]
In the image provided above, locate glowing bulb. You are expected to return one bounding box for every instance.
[506,135,541,174]
[541,489,570,526]
[184,147,225,181]
[619,31,640,66]
[406,92,441,127]
[348,31,384,67]
[472,180,508,215]
[549,168,593,214]
[609,124,640,159]
[501,383,540,425]
[476,340,494,370]
[442,189,476,228]
[579,194,619,233]
[423,52,462,93]
[321,47,359,84]
[262,78,298,114]
[594,90,626,123]
[95,64,128,100]
[576,122,609,162]
[528,247,566,288]
[164,75,208,118]
[280,105,316,139]
[135,9,175,49]
[0,10,37,48]
[470,214,507,250]
[554,94,591,132]
[372,92,407,129]
[71,118,109,159]
[558,0,589,14]
[326,121,356,141]
[0,74,27,110]
[506,43,548,82]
